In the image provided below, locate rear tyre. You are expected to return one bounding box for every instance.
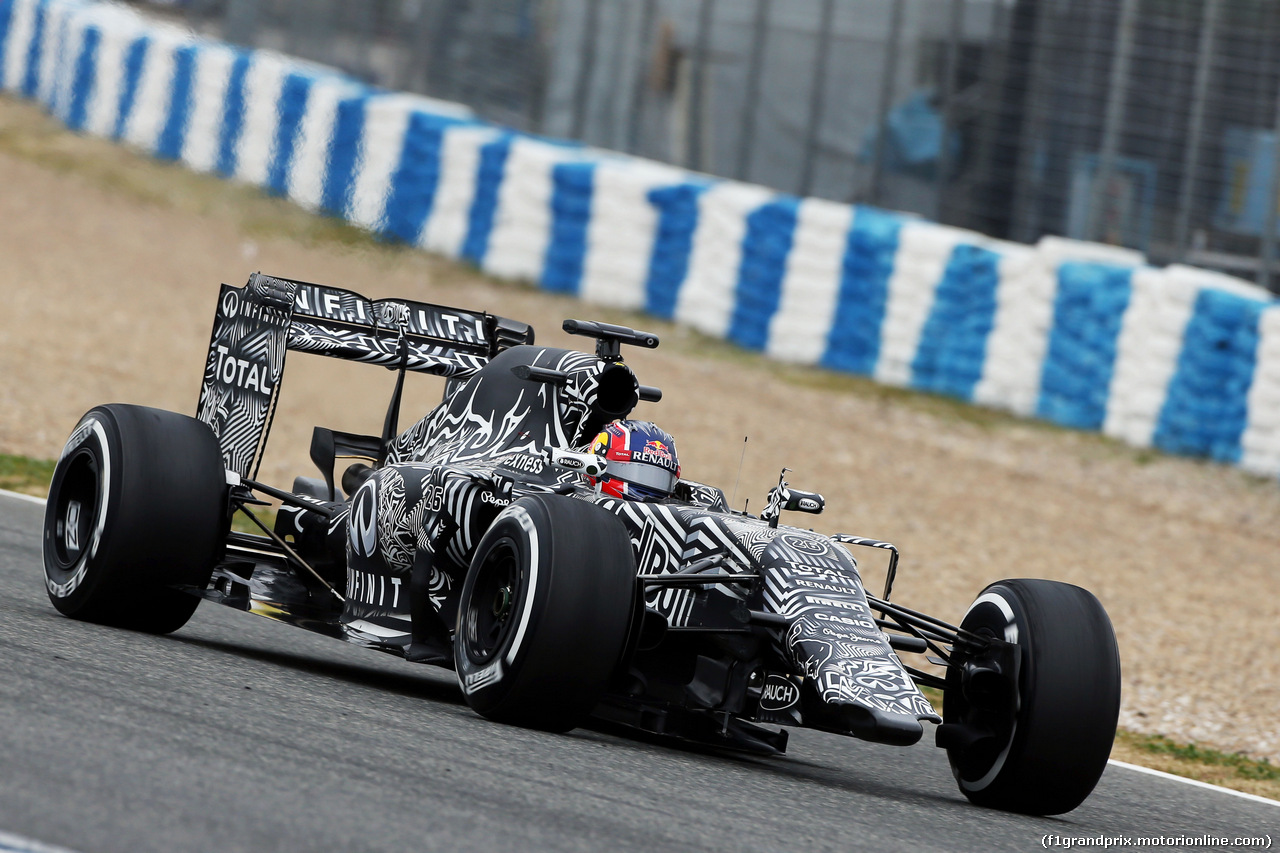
[43,405,227,634]
[454,494,636,732]
[943,579,1121,815]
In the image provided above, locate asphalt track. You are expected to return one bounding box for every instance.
[0,493,1274,853]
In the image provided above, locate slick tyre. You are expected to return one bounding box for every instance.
[454,495,636,732]
[43,405,227,634]
[943,579,1121,816]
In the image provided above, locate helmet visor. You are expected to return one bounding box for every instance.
[605,459,677,496]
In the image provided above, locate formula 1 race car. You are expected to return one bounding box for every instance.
[42,273,1121,816]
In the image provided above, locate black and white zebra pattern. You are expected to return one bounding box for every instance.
[196,283,291,478]
[759,533,938,721]
[200,274,939,726]
[605,499,935,722]
[388,348,603,467]
[291,282,490,354]
[288,321,487,377]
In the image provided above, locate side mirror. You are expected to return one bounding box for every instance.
[549,447,607,478]
[761,469,825,528]
[783,489,825,514]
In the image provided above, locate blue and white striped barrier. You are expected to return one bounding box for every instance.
[5,0,1280,476]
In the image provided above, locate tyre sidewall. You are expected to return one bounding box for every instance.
[455,500,548,711]
[43,411,121,614]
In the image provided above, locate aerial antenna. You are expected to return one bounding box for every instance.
[730,435,748,509]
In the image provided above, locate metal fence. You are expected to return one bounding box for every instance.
[155,0,1280,290]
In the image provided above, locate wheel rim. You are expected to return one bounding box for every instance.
[50,447,102,573]
[946,594,1021,789]
[465,538,521,665]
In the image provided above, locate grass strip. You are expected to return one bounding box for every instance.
[0,453,55,497]
[1111,729,1280,801]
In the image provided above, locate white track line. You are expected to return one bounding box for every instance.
[0,830,84,853]
[0,491,1274,808]
[1107,759,1280,808]
[0,488,46,506]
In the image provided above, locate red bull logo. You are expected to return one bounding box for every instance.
[641,439,672,461]
[632,437,676,471]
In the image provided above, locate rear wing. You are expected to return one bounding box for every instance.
[196,272,534,478]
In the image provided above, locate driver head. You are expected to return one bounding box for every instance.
[588,420,680,501]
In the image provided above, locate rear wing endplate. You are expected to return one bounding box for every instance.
[196,273,533,478]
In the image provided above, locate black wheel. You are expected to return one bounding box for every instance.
[454,494,636,732]
[43,404,228,634]
[942,579,1121,815]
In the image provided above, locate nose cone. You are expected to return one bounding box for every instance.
[840,704,927,747]
[803,684,932,746]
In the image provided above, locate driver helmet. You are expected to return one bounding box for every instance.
[588,420,680,501]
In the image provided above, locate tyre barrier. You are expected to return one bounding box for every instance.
[5,0,1280,474]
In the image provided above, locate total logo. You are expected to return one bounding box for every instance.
[213,345,275,395]
[760,674,800,711]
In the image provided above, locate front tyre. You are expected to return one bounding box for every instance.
[43,405,227,634]
[943,579,1121,815]
[454,495,636,732]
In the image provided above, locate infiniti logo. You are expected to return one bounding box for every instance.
[350,486,377,558]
